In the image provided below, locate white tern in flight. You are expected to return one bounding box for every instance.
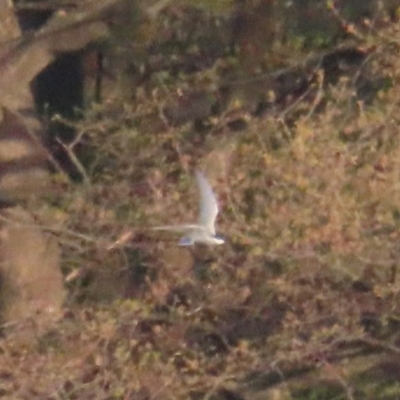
[153,170,224,246]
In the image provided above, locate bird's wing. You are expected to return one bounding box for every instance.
[196,170,219,234]
[152,224,201,233]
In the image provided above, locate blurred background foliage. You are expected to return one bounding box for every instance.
[3,0,400,399]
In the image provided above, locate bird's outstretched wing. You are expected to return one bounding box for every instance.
[196,170,219,235]
[152,224,200,233]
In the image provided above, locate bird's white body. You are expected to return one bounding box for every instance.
[153,171,224,246]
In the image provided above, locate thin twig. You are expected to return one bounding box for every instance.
[55,137,90,184]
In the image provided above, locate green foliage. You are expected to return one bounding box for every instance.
[179,0,234,14]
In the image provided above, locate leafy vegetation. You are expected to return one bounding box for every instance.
[2,1,400,399]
